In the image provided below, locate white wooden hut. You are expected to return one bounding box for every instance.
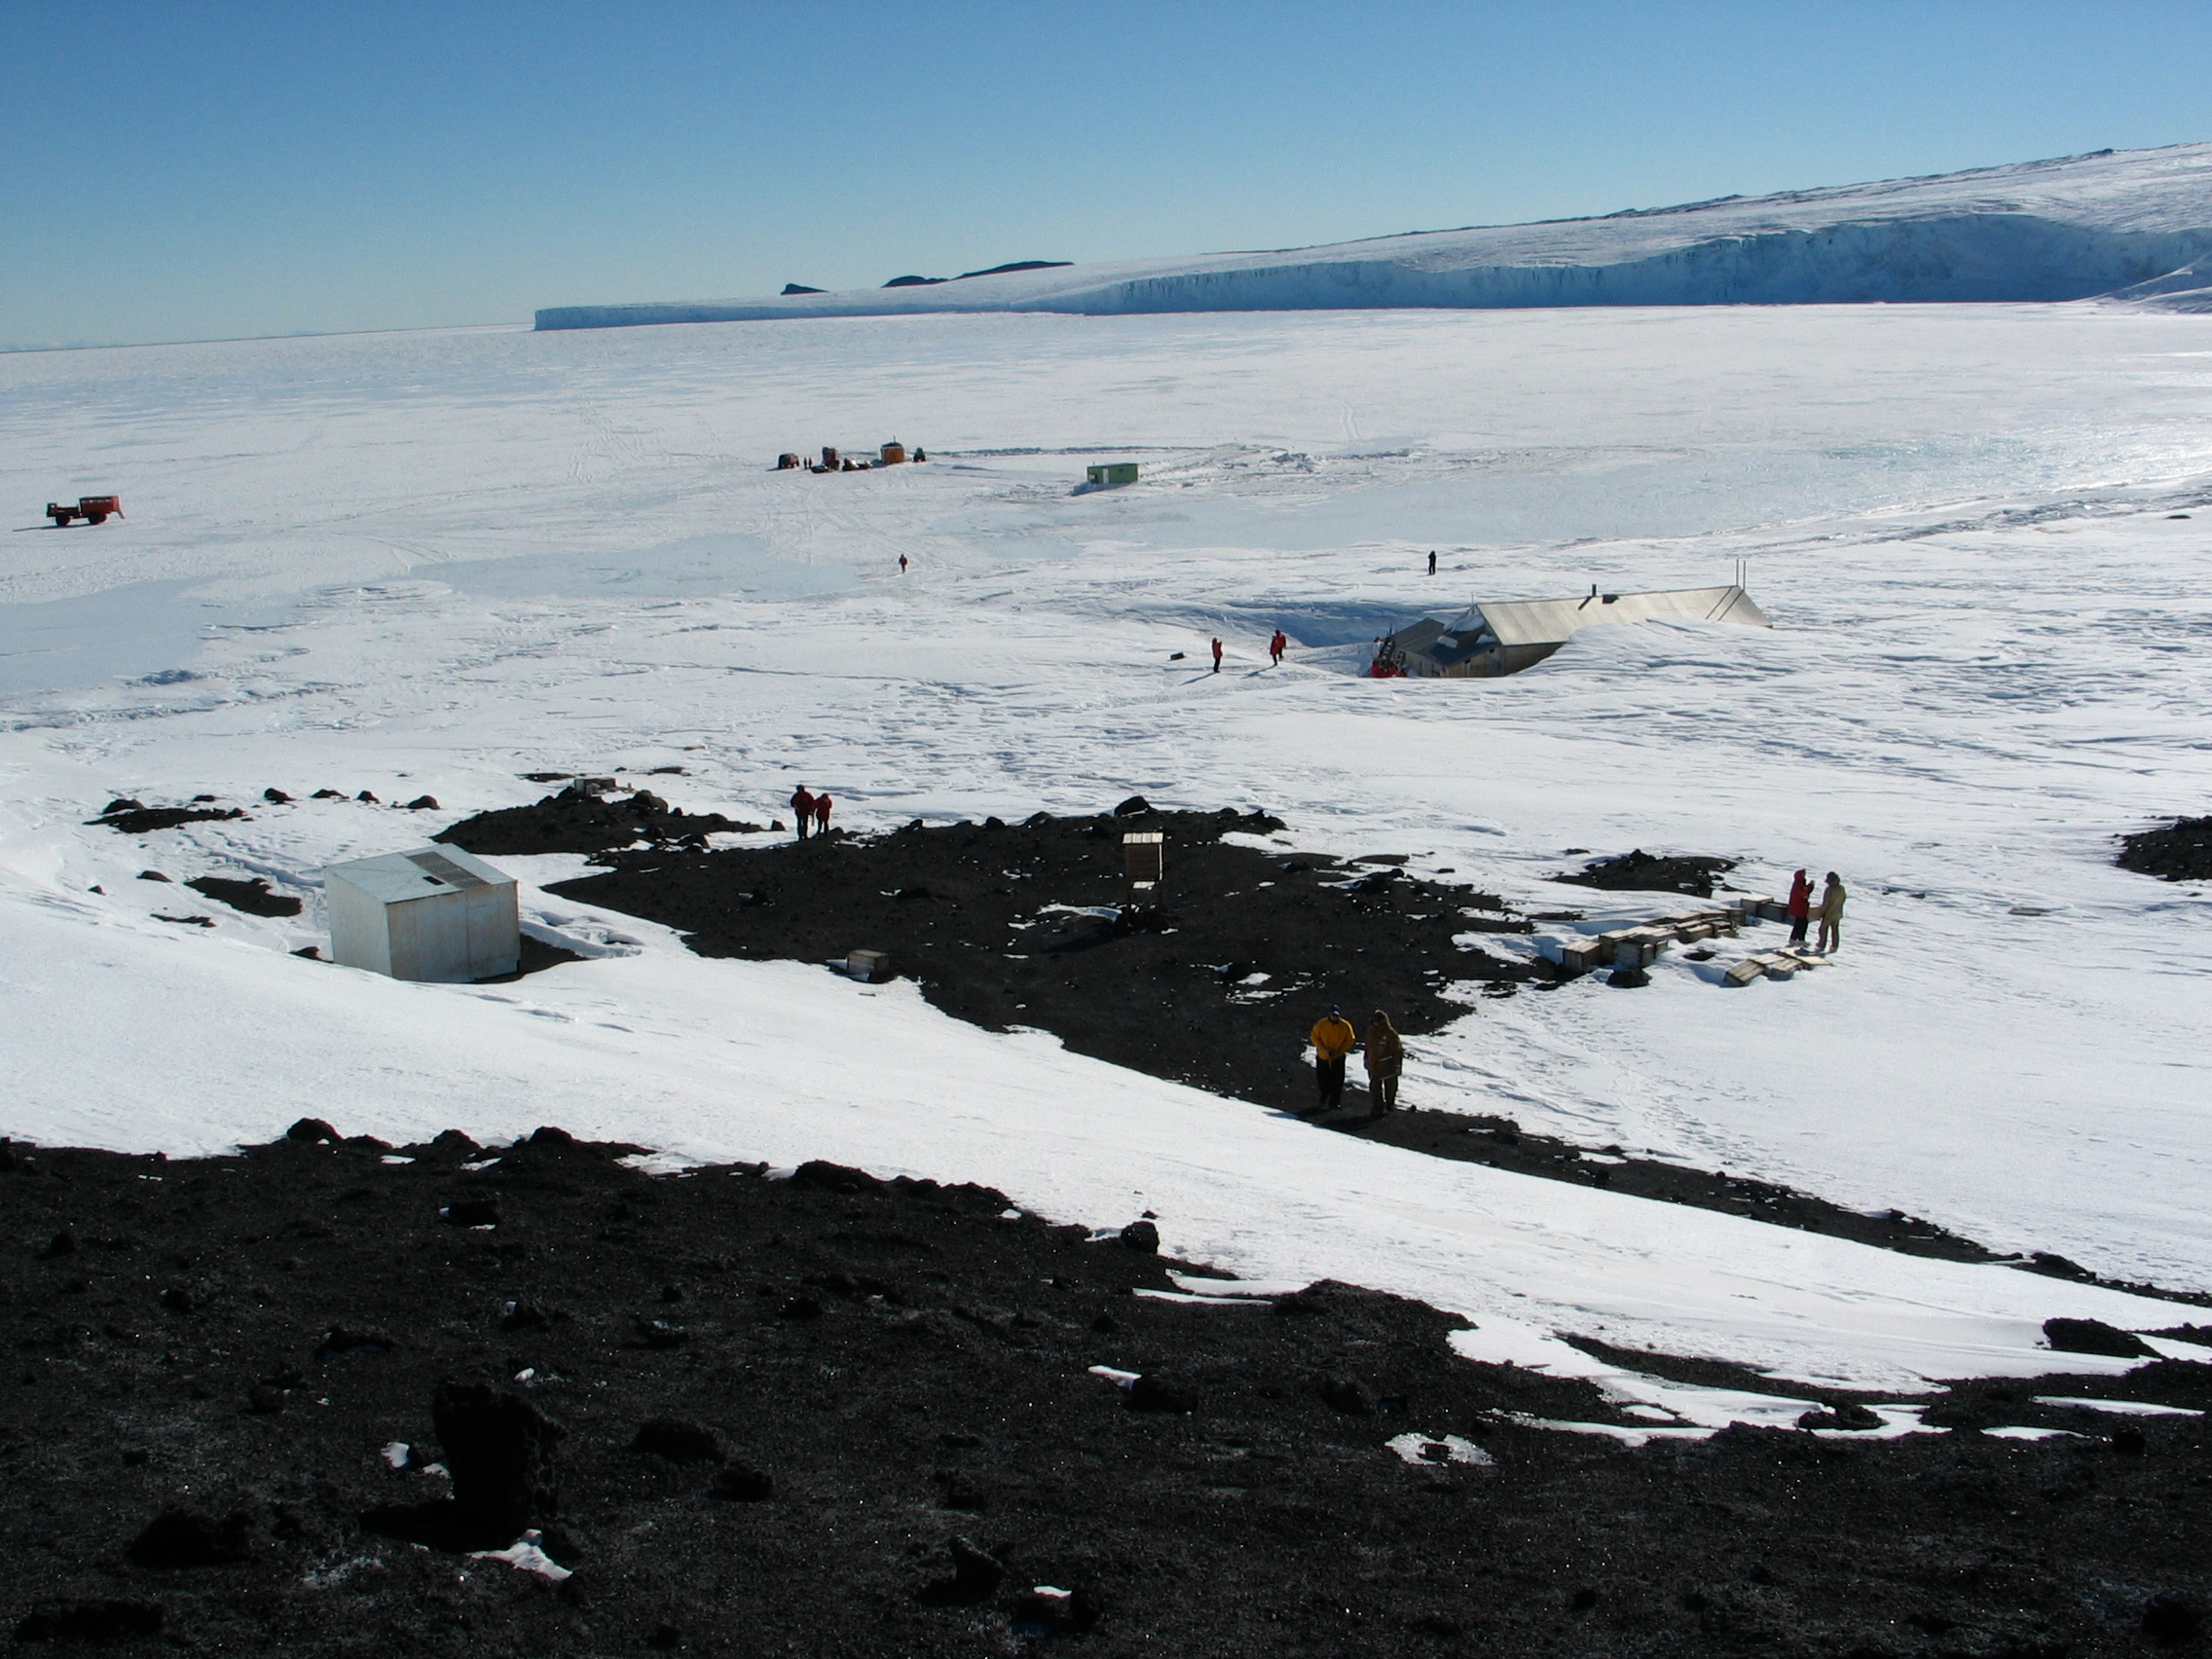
[324,845,520,982]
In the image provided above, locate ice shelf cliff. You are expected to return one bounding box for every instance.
[536,143,2212,330]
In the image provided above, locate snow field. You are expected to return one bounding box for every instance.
[2,302,2208,1399]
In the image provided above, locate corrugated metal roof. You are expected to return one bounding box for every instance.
[324,844,514,904]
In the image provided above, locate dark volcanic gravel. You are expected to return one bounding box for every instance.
[184,876,304,919]
[539,806,1536,1109]
[2,1131,2207,1657]
[1555,848,1739,898]
[2118,814,2212,882]
[438,787,763,859]
[90,803,248,835]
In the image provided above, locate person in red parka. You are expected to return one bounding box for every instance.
[1269,629,1286,666]
[813,792,833,836]
[1787,868,1813,945]
[790,785,815,840]
[1210,638,1224,674]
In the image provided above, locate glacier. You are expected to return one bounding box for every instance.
[537,142,2212,329]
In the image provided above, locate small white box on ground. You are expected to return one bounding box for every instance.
[325,845,520,983]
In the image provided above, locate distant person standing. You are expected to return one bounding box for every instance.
[1787,868,1814,945]
[1816,872,1847,953]
[1307,1005,1357,1114]
[790,785,815,840]
[898,553,908,574]
[1210,638,1224,674]
[1427,550,1437,575]
[813,792,834,837]
[1269,629,1287,666]
[1364,1010,1404,1114]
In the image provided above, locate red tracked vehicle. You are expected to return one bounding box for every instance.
[48,495,123,527]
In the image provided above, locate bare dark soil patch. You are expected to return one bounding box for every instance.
[2118,815,2212,882]
[90,802,248,835]
[532,806,1537,1108]
[1556,848,1738,898]
[1,1132,2205,1657]
[437,787,763,859]
[184,876,303,919]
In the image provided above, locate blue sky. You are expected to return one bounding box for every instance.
[7,0,2212,348]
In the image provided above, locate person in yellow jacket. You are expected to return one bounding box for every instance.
[1816,871,1847,953]
[1308,1005,1358,1113]
[1364,1010,1405,1115]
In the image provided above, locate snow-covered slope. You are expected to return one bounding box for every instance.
[4,302,2210,1395]
[538,143,2212,328]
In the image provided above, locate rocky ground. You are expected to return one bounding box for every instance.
[526,802,1542,1111]
[460,799,2196,1294]
[2117,817,2212,884]
[3,1129,2208,1658]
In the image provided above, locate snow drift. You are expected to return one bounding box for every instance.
[538,143,2212,329]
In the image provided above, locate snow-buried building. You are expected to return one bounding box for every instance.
[1377,585,1771,679]
[537,143,2212,328]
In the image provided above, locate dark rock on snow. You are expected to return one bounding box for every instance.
[2045,1316,2157,1358]
[185,875,303,918]
[1119,1219,1161,1253]
[2118,814,2212,882]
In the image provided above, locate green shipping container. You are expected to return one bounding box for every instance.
[1085,462,1140,487]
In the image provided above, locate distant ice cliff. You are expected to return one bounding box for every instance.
[536,143,2212,330]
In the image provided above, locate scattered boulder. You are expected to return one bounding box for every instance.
[127,1508,252,1567]
[186,875,303,918]
[432,1382,566,1537]
[312,789,344,799]
[1113,795,1153,816]
[635,1318,690,1347]
[14,1602,166,1642]
[1557,848,1738,898]
[436,786,758,858]
[1126,1373,1198,1413]
[790,1161,884,1196]
[405,794,440,811]
[1605,967,1651,989]
[318,1325,397,1357]
[285,1119,341,1143]
[40,1229,76,1259]
[2044,1317,2155,1358]
[919,1535,1005,1604]
[1795,1402,1884,1431]
[1319,1377,1374,1415]
[708,1462,774,1501]
[262,788,291,804]
[136,869,171,882]
[629,1419,722,1463]
[441,1198,501,1228]
[1118,1220,1161,1254]
[356,791,379,803]
[91,804,247,834]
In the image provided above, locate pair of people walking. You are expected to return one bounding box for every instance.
[1307,1005,1404,1115]
[789,785,833,839]
[1786,868,1847,951]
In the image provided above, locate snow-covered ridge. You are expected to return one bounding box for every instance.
[537,143,2212,329]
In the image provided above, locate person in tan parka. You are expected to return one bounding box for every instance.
[1307,1005,1357,1114]
[1816,871,1847,953]
[1364,1010,1405,1114]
